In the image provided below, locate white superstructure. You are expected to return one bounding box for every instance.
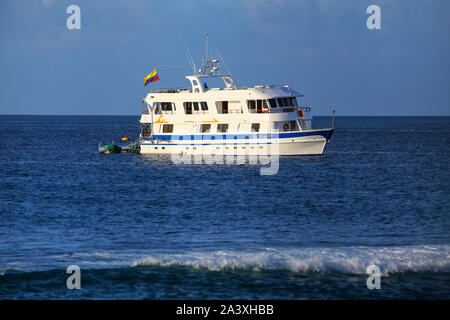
[139,36,334,156]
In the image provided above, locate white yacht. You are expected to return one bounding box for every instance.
[139,36,334,157]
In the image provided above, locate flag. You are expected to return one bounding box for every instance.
[143,68,159,86]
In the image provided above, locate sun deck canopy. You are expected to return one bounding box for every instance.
[185,74,237,93]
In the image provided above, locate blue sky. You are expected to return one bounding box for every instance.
[0,0,449,115]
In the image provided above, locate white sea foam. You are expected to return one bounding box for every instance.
[131,245,450,275]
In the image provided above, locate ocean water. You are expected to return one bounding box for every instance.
[0,115,449,299]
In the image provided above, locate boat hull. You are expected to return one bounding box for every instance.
[139,128,333,156]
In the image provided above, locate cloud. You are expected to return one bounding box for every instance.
[42,0,56,7]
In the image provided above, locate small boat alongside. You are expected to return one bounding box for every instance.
[98,141,140,154]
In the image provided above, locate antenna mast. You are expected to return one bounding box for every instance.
[205,32,208,68]
[217,50,232,77]
[179,33,197,75]
[201,32,220,75]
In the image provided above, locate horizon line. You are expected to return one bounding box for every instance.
[0,114,449,117]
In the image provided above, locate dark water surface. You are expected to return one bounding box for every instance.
[0,115,449,299]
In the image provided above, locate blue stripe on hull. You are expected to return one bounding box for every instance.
[141,142,272,146]
[142,129,333,142]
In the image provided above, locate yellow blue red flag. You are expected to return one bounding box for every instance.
[143,68,159,86]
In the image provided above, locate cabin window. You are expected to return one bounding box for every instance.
[247,100,256,112]
[256,100,269,113]
[162,124,174,133]
[184,101,208,114]
[248,100,269,113]
[268,99,277,108]
[154,103,161,114]
[276,97,297,108]
[275,97,297,108]
[217,124,228,133]
[155,102,175,114]
[161,102,174,111]
[216,101,237,114]
[277,98,284,107]
[282,97,296,107]
[183,102,192,114]
[222,101,228,114]
[251,123,260,132]
[257,100,262,112]
[200,124,211,133]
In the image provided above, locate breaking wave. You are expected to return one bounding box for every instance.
[132,245,450,275]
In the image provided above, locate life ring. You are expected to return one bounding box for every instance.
[300,107,304,118]
[283,123,290,131]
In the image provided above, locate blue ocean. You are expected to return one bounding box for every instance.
[0,115,449,299]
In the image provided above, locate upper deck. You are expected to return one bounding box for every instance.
[140,74,312,136]
[142,74,305,115]
[142,79,306,118]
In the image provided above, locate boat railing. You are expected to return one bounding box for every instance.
[185,110,210,115]
[248,109,270,114]
[154,110,177,115]
[147,88,191,93]
[253,84,290,90]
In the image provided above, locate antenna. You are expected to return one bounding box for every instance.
[201,32,221,75]
[331,107,336,128]
[205,32,209,64]
[178,33,197,75]
[217,50,232,77]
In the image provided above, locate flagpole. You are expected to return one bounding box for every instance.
[154,66,163,90]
